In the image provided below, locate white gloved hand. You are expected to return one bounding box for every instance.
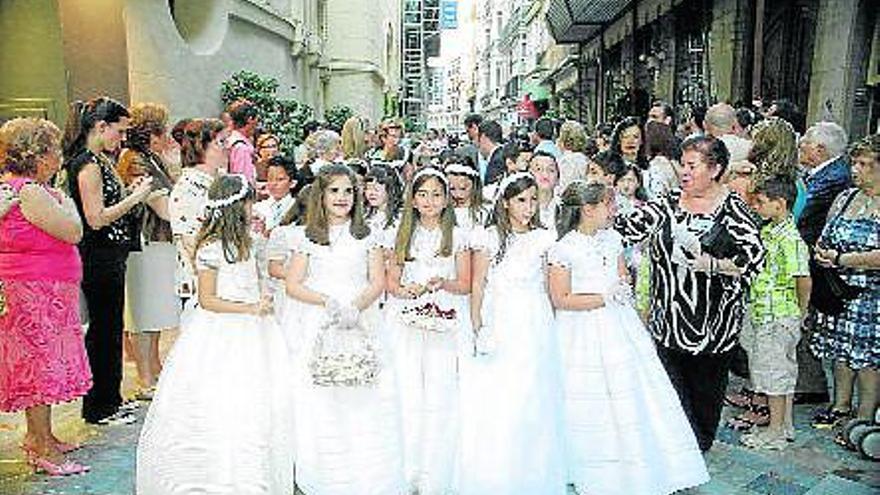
[323,297,343,323]
[337,304,361,329]
[605,280,635,307]
[473,325,497,356]
[671,222,702,260]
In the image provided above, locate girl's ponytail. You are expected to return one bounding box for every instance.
[556,181,608,239]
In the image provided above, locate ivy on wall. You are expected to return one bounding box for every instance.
[324,105,354,132]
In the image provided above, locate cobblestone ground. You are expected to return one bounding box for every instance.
[1,332,877,495]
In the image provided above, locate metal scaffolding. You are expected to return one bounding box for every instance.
[402,0,440,123]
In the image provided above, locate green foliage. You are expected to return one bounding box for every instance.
[403,116,425,133]
[324,105,354,132]
[219,70,313,155]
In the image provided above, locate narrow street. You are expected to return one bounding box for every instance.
[0,330,877,494]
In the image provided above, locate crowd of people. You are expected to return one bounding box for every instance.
[0,93,876,494]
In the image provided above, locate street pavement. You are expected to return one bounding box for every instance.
[1,332,877,495]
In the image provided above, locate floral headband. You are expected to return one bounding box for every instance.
[203,174,250,220]
[494,171,535,202]
[412,167,449,189]
[444,163,479,178]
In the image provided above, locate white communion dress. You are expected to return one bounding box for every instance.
[266,223,306,328]
[136,242,294,495]
[288,222,406,495]
[458,226,567,495]
[385,225,469,494]
[548,229,709,495]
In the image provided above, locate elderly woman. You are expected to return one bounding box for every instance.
[615,135,766,451]
[307,129,343,175]
[0,118,91,475]
[63,97,154,426]
[556,120,589,193]
[117,102,177,400]
[811,134,880,435]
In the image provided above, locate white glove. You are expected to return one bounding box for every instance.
[337,304,360,329]
[605,280,635,307]
[323,297,343,322]
[671,222,702,263]
[473,325,497,356]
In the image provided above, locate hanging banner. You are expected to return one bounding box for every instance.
[441,0,458,30]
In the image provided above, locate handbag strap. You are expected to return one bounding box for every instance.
[821,189,859,246]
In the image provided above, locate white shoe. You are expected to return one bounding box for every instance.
[96,410,137,426]
[119,400,140,412]
[741,429,787,450]
[784,425,796,442]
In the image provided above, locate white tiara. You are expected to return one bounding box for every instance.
[494,171,535,201]
[444,163,479,177]
[413,167,448,187]
[203,174,250,219]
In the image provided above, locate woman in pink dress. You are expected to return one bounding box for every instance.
[0,118,92,476]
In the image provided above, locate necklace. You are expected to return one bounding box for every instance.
[328,222,348,250]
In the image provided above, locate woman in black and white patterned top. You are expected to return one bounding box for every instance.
[615,134,765,451]
[63,97,154,426]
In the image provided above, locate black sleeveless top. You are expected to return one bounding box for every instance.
[66,150,141,253]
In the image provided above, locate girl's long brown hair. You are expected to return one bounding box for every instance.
[393,168,456,266]
[304,163,369,245]
[555,181,608,239]
[488,174,540,263]
[195,175,256,263]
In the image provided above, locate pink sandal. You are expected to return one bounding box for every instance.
[24,449,90,476]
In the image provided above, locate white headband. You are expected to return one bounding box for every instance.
[494,171,535,201]
[444,163,479,178]
[203,174,250,220]
[413,167,449,188]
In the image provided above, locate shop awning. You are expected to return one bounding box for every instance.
[522,73,552,100]
[546,0,631,44]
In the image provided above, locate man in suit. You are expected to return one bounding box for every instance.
[478,120,505,185]
[795,121,852,405]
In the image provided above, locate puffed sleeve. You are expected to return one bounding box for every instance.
[547,236,572,269]
[469,226,496,257]
[195,242,224,271]
[267,226,291,261]
[451,227,471,254]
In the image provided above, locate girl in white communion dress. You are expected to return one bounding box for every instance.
[285,163,405,495]
[458,172,567,495]
[548,181,708,495]
[386,167,471,494]
[136,174,294,495]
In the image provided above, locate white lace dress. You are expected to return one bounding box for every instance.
[385,225,469,494]
[548,229,708,495]
[458,227,567,495]
[288,223,405,495]
[136,242,294,495]
[266,224,305,328]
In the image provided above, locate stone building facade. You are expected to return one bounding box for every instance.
[0,0,400,126]
[546,0,879,137]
